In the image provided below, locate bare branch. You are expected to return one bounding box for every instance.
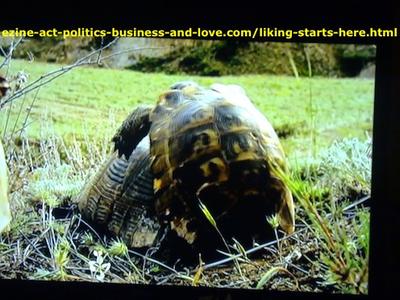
[0,38,167,111]
[0,37,24,71]
[0,38,119,109]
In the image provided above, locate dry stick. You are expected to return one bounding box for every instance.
[18,87,41,141]
[5,87,40,171]
[111,256,139,276]
[17,228,49,261]
[0,42,164,189]
[0,38,119,108]
[9,121,33,136]
[342,195,370,212]
[3,93,13,138]
[0,37,23,71]
[96,38,104,65]
[10,92,28,137]
[304,45,316,160]
[202,230,303,271]
[286,48,299,79]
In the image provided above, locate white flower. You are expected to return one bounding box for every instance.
[88,250,111,282]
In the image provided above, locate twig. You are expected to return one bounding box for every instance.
[342,195,370,212]
[17,228,49,261]
[0,40,166,110]
[0,37,23,70]
[96,38,104,65]
[0,38,117,108]
[18,86,41,141]
[202,230,303,271]
[10,93,28,137]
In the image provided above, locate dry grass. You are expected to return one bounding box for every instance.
[0,128,370,294]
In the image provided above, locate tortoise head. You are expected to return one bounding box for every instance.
[155,81,202,112]
[210,83,254,109]
[170,81,200,91]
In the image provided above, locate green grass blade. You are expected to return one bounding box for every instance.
[198,200,217,228]
[256,267,286,289]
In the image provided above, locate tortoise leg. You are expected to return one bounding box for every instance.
[109,137,161,248]
[112,105,152,159]
[76,152,128,223]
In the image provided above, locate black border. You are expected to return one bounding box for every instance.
[368,39,400,298]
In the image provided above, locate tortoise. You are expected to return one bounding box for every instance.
[77,136,161,248]
[77,82,295,254]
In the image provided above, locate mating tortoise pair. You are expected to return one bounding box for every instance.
[77,82,295,255]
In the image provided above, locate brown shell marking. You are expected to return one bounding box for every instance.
[149,83,295,244]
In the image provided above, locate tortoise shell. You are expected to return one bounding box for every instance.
[78,82,295,252]
[148,82,294,246]
[77,136,160,248]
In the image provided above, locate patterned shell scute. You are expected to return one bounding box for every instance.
[78,136,159,248]
[149,83,295,245]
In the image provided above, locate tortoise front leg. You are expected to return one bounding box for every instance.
[112,105,152,159]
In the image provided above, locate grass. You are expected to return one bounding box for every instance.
[0,58,373,294]
[1,59,374,158]
[273,138,371,294]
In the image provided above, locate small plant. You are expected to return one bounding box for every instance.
[267,214,283,263]
[81,232,95,246]
[27,163,84,207]
[53,238,71,280]
[318,137,372,197]
[108,239,128,257]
